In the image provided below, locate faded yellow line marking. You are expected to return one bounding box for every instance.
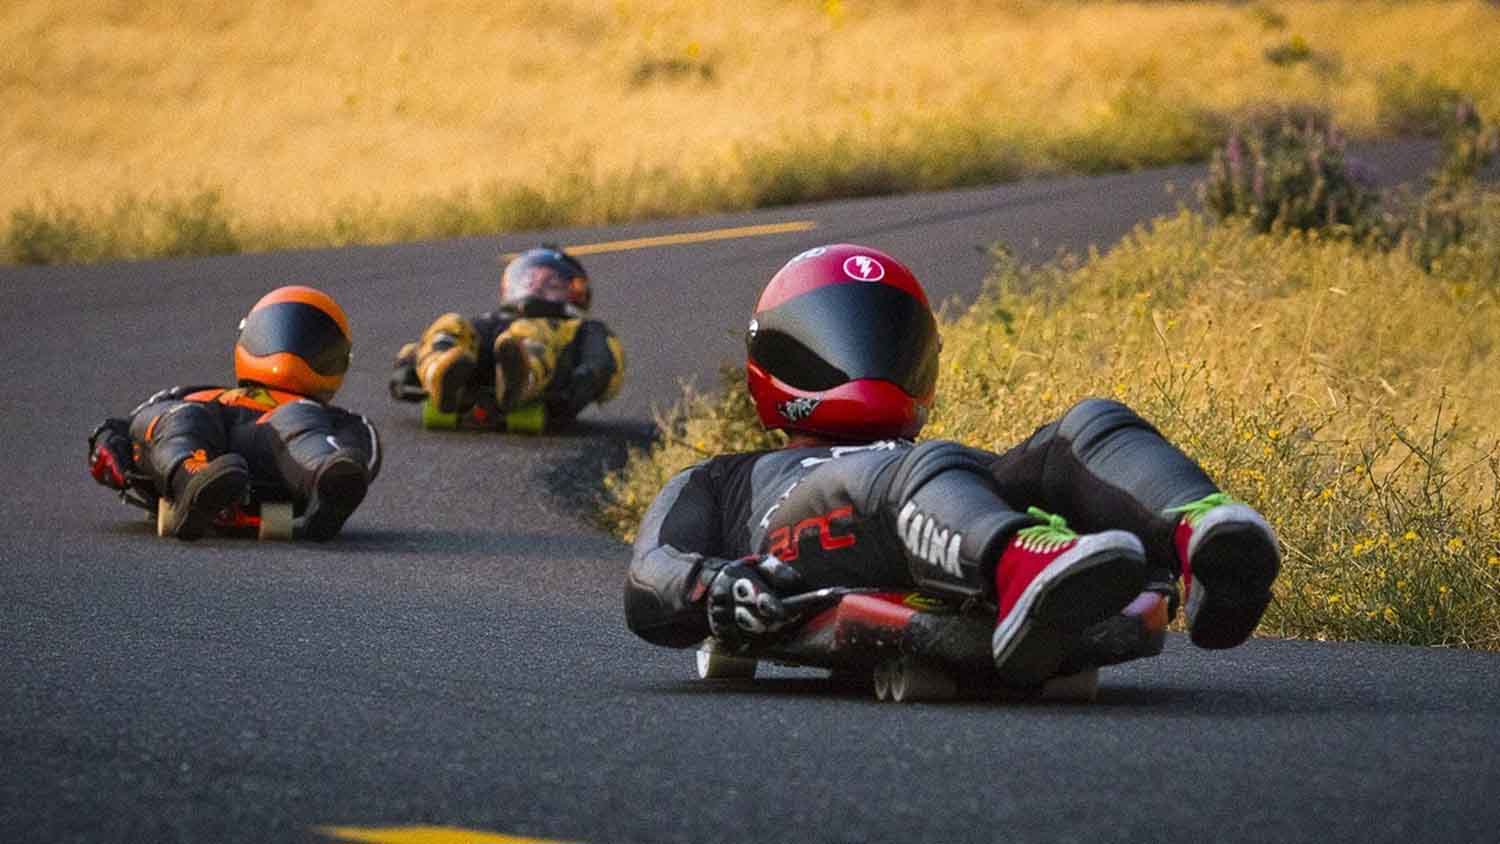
[501,219,817,260]
[315,824,572,844]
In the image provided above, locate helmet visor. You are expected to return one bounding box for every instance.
[748,282,939,397]
[238,302,351,376]
[502,251,588,308]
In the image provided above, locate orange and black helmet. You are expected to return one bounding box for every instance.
[234,285,352,402]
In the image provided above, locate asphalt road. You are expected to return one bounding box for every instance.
[3,141,1497,844]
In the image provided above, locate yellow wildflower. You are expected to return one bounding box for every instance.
[1383,607,1399,625]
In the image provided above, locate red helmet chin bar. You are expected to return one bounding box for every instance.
[746,242,939,442]
[747,362,930,441]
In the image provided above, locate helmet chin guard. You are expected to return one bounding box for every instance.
[234,285,351,402]
[746,244,938,441]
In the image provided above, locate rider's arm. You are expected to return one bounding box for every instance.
[87,417,133,489]
[624,461,736,648]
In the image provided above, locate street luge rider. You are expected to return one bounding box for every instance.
[624,244,1281,687]
[390,246,625,430]
[88,286,380,541]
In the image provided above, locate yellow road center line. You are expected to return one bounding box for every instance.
[315,824,572,844]
[501,220,817,260]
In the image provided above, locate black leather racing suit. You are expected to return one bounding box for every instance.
[96,384,381,513]
[624,398,1218,648]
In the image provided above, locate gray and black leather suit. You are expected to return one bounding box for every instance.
[624,398,1218,648]
[95,384,381,512]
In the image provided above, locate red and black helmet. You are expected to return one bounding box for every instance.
[746,244,939,441]
[500,246,591,313]
[234,285,352,402]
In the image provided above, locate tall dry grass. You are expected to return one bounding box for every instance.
[5,1,1500,260]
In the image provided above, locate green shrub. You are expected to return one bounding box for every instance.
[1382,101,1500,273]
[1247,4,1288,31]
[158,190,239,258]
[3,190,238,264]
[1433,99,1500,190]
[1264,35,1313,67]
[1376,64,1469,136]
[1200,107,1383,238]
[5,205,96,264]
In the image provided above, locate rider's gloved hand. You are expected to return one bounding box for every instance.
[706,555,804,652]
[87,418,132,490]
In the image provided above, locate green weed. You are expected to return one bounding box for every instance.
[1376,64,1471,136]
[4,190,239,264]
[1200,106,1383,238]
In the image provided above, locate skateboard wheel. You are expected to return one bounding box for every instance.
[885,656,957,703]
[258,502,293,541]
[872,661,893,702]
[421,400,459,429]
[505,403,546,435]
[1040,668,1100,702]
[156,498,176,538]
[696,648,757,680]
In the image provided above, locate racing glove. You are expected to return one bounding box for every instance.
[87,418,132,490]
[706,555,805,652]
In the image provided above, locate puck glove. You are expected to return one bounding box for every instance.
[706,555,805,652]
[87,418,132,490]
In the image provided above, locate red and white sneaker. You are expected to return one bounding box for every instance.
[990,507,1146,688]
[1170,493,1281,649]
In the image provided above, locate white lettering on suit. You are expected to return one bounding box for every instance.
[797,440,899,469]
[897,501,964,578]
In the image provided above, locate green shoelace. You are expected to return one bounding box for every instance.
[1164,492,1240,526]
[1014,506,1078,552]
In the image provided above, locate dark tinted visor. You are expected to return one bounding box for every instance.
[238,302,351,376]
[748,282,938,396]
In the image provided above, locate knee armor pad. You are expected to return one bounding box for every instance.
[416,313,481,413]
[493,318,574,407]
[885,441,1030,600]
[143,402,228,487]
[1056,398,1159,455]
[419,347,477,413]
[418,313,479,358]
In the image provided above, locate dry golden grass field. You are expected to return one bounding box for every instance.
[4,1,1500,257]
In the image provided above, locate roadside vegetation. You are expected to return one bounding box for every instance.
[6,1,1500,263]
[600,108,1500,651]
